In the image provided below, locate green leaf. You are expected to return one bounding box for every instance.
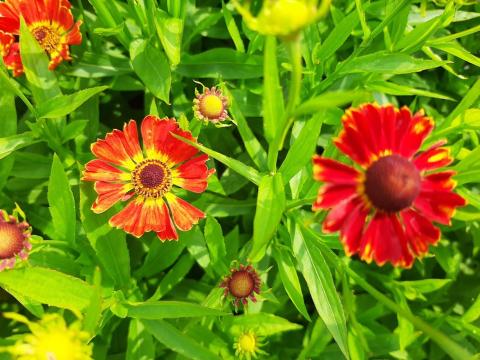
[149,254,195,300]
[292,223,349,359]
[130,39,171,103]
[280,113,324,184]
[62,120,90,143]
[249,173,286,263]
[127,319,156,360]
[462,293,480,323]
[263,36,285,143]
[294,90,371,116]
[272,245,311,321]
[366,80,454,100]
[0,267,94,312]
[48,154,76,244]
[37,86,108,119]
[80,182,131,288]
[154,12,183,66]
[443,78,480,128]
[204,216,229,276]
[172,133,262,185]
[0,132,38,160]
[222,313,302,337]
[176,48,263,79]
[19,18,61,104]
[222,1,245,53]
[126,300,230,319]
[0,86,16,191]
[0,68,36,114]
[340,53,446,75]
[143,319,222,360]
[229,91,268,171]
[431,41,480,68]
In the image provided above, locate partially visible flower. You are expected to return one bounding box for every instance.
[233,0,331,39]
[312,103,466,268]
[82,116,214,241]
[234,330,267,360]
[193,86,230,125]
[5,313,92,360]
[0,0,82,76]
[0,207,31,271]
[220,264,261,309]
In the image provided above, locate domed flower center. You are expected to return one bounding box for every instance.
[132,160,172,198]
[0,222,24,259]
[364,154,421,212]
[238,333,256,353]
[200,94,224,119]
[229,270,255,298]
[31,25,60,53]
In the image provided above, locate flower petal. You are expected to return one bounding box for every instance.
[322,195,363,233]
[401,209,440,257]
[398,110,434,159]
[172,154,213,193]
[122,120,143,163]
[165,193,204,231]
[312,156,361,184]
[82,159,130,183]
[313,183,358,210]
[413,190,466,225]
[421,171,457,192]
[359,212,413,268]
[91,129,137,170]
[413,141,452,171]
[155,201,178,241]
[338,202,369,256]
[92,182,133,214]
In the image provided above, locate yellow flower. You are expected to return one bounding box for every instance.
[233,0,331,38]
[5,313,92,360]
[234,330,267,359]
[193,86,230,124]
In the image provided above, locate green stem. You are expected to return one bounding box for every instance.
[344,266,473,360]
[286,197,317,210]
[267,37,303,172]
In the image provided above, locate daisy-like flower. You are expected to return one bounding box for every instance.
[234,330,267,360]
[0,208,32,271]
[193,86,230,124]
[0,0,82,76]
[82,116,214,241]
[233,0,330,39]
[312,103,466,268]
[5,313,92,360]
[220,264,261,309]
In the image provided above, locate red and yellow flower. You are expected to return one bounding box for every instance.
[82,116,214,241]
[0,208,32,271]
[312,103,466,268]
[0,0,82,76]
[193,86,230,124]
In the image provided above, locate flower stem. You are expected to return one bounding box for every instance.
[344,266,473,360]
[267,37,303,172]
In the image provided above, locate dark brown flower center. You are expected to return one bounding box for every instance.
[31,26,60,53]
[132,159,172,198]
[0,222,24,259]
[364,154,421,212]
[229,270,254,298]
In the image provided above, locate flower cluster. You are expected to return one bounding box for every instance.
[0,0,82,76]
[312,104,465,268]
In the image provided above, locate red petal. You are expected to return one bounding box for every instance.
[66,20,82,45]
[334,125,373,167]
[91,129,137,169]
[156,201,178,241]
[413,190,466,225]
[398,110,434,159]
[401,209,440,257]
[82,159,128,183]
[165,193,204,231]
[322,195,363,233]
[421,171,457,192]
[312,156,361,184]
[414,142,452,171]
[173,154,211,193]
[338,203,369,256]
[313,183,358,210]
[121,120,143,163]
[92,182,133,214]
[359,212,413,268]
[3,42,23,76]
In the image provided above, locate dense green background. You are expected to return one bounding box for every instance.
[0,0,480,359]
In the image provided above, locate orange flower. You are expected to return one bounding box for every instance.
[312,104,466,268]
[0,0,82,76]
[82,116,215,241]
[0,208,32,271]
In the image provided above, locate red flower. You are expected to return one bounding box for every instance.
[0,209,32,271]
[312,103,466,268]
[220,264,261,309]
[0,0,82,76]
[82,116,215,241]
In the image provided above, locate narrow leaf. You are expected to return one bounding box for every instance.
[126,301,229,319]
